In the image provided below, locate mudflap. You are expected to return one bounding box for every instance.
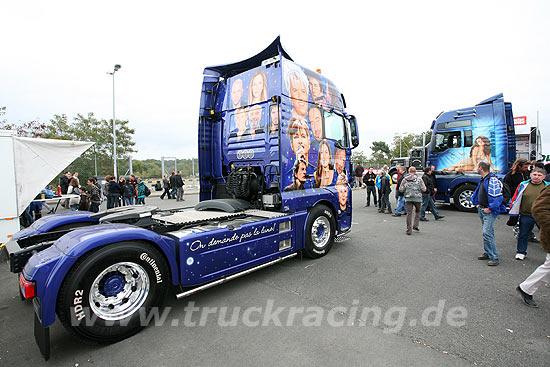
[34,312,50,361]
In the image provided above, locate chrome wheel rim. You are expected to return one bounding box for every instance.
[89,262,150,321]
[459,190,475,209]
[311,216,331,249]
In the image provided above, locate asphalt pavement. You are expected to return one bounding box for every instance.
[0,188,549,366]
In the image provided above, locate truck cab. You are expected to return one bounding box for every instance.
[428,93,515,211]
[4,37,360,360]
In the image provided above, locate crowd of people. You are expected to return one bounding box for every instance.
[57,171,163,213]
[357,159,550,307]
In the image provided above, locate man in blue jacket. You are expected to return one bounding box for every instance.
[471,162,506,266]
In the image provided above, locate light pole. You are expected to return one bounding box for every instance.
[107,64,121,178]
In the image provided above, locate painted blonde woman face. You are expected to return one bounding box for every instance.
[251,74,265,100]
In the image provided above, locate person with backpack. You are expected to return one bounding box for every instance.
[399,166,426,235]
[136,177,147,205]
[508,167,549,260]
[471,162,506,266]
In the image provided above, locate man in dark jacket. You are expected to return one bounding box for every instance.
[354,163,364,188]
[169,172,177,199]
[107,176,121,209]
[419,166,444,221]
[379,171,392,214]
[175,171,185,202]
[517,186,550,307]
[59,172,71,194]
[363,168,377,207]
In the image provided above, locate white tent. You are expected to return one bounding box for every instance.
[12,136,94,215]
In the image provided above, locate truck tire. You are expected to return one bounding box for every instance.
[453,184,477,212]
[57,241,169,344]
[303,205,336,258]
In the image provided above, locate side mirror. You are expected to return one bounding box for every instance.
[348,115,359,148]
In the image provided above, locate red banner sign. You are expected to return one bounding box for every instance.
[514,116,527,125]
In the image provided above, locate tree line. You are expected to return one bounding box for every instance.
[0,107,197,181]
[351,130,432,168]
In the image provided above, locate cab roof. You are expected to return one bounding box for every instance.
[203,36,293,79]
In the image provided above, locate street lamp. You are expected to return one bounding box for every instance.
[107,64,121,178]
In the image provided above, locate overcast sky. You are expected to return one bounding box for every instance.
[1,0,549,160]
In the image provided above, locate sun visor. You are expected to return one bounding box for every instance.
[13,137,94,215]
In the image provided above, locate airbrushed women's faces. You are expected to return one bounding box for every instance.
[251,74,265,100]
[319,142,331,167]
[336,182,348,210]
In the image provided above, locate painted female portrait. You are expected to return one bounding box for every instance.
[443,135,499,172]
[314,140,335,188]
[335,173,349,211]
[248,70,268,105]
[286,118,311,166]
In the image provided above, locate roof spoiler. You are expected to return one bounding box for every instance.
[203,36,293,79]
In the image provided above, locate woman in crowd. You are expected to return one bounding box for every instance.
[504,158,531,197]
[67,178,81,211]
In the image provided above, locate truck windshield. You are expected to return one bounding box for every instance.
[432,131,461,152]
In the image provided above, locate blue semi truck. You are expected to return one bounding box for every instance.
[429,93,515,211]
[390,93,515,212]
[2,37,359,359]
